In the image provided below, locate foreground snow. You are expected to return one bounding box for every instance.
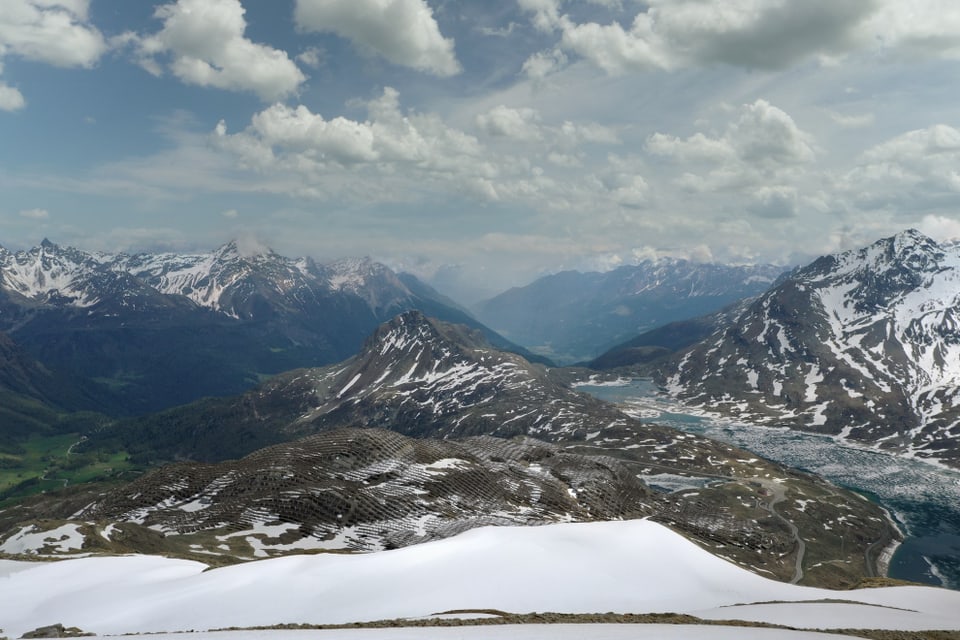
[113,626,870,640]
[1,519,958,637]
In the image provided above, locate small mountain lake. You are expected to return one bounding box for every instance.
[580,379,960,589]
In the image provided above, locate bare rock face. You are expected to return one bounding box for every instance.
[19,623,92,638]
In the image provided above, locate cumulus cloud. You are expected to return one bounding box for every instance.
[476,105,619,149]
[0,0,107,68]
[521,47,567,81]
[212,86,487,199]
[748,186,799,219]
[521,0,960,75]
[0,81,25,111]
[477,105,544,141]
[648,99,815,191]
[841,124,960,211]
[132,0,305,100]
[294,0,460,77]
[0,0,106,108]
[296,46,325,69]
[211,88,640,224]
[919,214,960,241]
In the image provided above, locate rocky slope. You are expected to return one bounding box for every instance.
[4,429,658,558]
[475,259,785,363]
[25,311,898,587]
[660,229,960,466]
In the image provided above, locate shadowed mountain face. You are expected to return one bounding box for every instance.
[474,259,785,363]
[658,230,960,467]
[0,240,533,414]
[86,311,677,462]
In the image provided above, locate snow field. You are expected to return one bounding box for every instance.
[1,519,958,637]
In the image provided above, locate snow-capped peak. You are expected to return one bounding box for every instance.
[0,240,103,307]
[664,229,960,467]
[0,239,416,322]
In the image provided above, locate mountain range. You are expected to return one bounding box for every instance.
[474,259,785,363]
[646,230,960,467]
[0,239,536,414]
[0,311,896,589]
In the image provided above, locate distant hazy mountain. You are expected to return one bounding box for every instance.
[0,240,531,413]
[474,259,786,363]
[659,229,960,468]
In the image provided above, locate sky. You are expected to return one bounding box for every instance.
[4,1,960,301]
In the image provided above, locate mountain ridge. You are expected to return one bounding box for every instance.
[474,258,787,363]
[0,239,540,413]
[657,229,960,467]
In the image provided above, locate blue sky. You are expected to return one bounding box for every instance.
[4,1,960,301]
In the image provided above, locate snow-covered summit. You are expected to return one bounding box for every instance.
[0,239,169,310]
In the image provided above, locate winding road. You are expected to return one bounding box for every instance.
[754,478,806,584]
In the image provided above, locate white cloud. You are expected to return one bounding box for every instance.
[0,0,106,69]
[648,99,815,190]
[0,0,106,109]
[826,110,875,128]
[476,105,620,149]
[221,208,239,218]
[209,88,643,232]
[521,47,568,82]
[134,0,305,100]
[296,46,324,69]
[647,131,735,163]
[0,82,25,111]
[865,2,960,59]
[294,0,460,77]
[919,214,960,241]
[212,87,488,200]
[522,0,960,75]
[477,105,543,141]
[732,99,815,165]
[517,0,562,33]
[18,207,49,219]
[841,124,960,211]
[748,185,799,219]
[643,100,818,222]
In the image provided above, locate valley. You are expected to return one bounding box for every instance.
[581,378,960,589]
[0,231,958,636]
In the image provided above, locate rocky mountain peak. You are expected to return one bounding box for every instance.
[800,230,950,314]
[660,228,960,467]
